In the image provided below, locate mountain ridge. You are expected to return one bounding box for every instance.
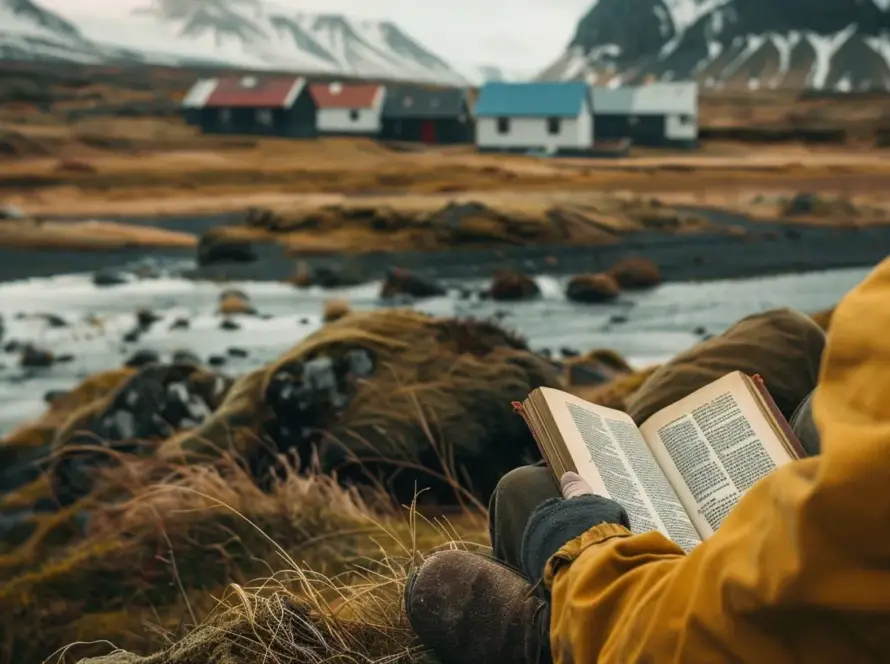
[0,0,471,85]
[539,0,890,91]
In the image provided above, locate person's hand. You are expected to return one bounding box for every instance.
[520,472,629,586]
[559,471,594,498]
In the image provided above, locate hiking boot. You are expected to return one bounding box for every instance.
[404,549,552,664]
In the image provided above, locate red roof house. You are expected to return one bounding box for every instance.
[308,82,386,136]
[181,76,318,138]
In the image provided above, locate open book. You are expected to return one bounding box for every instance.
[515,371,806,552]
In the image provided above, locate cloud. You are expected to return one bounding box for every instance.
[38,0,593,72]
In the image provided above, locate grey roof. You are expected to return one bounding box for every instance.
[382,86,469,119]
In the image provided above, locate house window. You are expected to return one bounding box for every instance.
[255,109,273,127]
[349,109,360,121]
[678,113,694,125]
[547,117,561,135]
[219,108,232,126]
[497,117,510,134]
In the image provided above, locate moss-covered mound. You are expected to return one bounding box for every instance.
[158,309,560,504]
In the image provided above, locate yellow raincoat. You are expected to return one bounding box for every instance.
[544,257,890,663]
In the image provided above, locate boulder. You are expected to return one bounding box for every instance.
[379,268,446,299]
[92,268,132,287]
[125,349,160,368]
[487,270,540,301]
[197,233,257,266]
[566,273,621,304]
[161,310,560,504]
[607,257,661,289]
[20,345,54,368]
[217,289,256,316]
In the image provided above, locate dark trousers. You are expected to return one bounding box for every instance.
[488,307,826,570]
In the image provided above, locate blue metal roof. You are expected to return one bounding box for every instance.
[474,82,589,118]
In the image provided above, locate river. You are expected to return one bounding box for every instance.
[0,265,869,435]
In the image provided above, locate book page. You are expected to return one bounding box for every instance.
[639,372,795,539]
[539,389,702,552]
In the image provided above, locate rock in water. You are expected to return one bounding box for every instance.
[164,310,559,504]
[92,268,132,287]
[125,349,160,367]
[20,345,53,368]
[607,257,661,289]
[379,267,446,299]
[487,270,540,301]
[566,273,621,303]
[217,289,256,316]
[197,232,257,266]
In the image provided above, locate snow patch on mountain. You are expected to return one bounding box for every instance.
[0,0,469,85]
[539,0,890,91]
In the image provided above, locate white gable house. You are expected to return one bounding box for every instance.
[474,82,593,154]
[590,81,698,147]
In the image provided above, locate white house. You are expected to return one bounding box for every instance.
[473,81,593,154]
[590,81,698,147]
[309,82,385,136]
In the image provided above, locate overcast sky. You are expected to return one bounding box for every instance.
[39,0,593,73]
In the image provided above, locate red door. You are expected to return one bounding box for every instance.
[420,120,437,144]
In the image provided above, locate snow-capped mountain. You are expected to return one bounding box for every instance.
[0,0,469,85]
[538,0,890,91]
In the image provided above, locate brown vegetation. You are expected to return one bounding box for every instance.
[0,303,665,663]
[0,219,196,250]
[322,298,351,323]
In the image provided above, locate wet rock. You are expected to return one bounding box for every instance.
[312,264,367,288]
[560,347,580,358]
[227,347,249,358]
[43,389,68,404]
[569,363,610,386]
[169,317,190,330]
[566,273,621,304]
[323,298,351,323]
[50,363,234,505]
[197,233,257,266]
[4,340,20,353]
[607,257,661,290]
[380,267,446,299]
[487,270,540,301]
[344,348,375,377]
[35,313,67,328]
[609,314,628,324]
[217,289,256,316]
[207,355,227,367]
[123,328,143,343]
[136,308,162,330]
[537,348,552,359]
[55,353,75,363]
[125,349,160,367]
[0,204,25,220]
[693,326,707,336]
[92,268,131,287]
[299,317,310,325]
[20,344,53,368]
[456,287,474,300]
[219,318,241,331]
[172,350,202,366]
[0,313,3,342]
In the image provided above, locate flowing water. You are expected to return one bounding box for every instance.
[0,266,870,435]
